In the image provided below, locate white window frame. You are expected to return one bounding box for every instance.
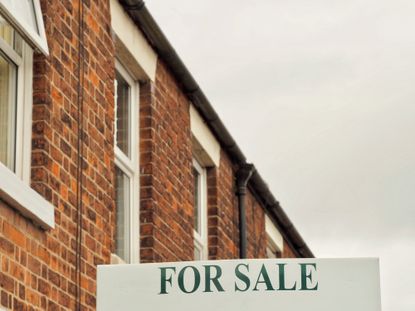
[265,214,284,258]
[112,60,140,264]
[193,159,208,260]
[0,21,33,182]
[0,0,48,55]
[0,12,54,229]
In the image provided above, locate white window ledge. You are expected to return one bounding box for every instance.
[0,163,54,229]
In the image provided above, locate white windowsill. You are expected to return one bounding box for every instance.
[0,162,54,229]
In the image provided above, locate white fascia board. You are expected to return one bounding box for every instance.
[265,214,284,252]
[0,163,54,229]
[190,104,220,167]
[110,0,157,81]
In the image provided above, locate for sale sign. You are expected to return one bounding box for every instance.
[97,258,381,311]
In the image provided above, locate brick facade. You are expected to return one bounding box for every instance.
[1,0,115,309]
[0,1,305,310]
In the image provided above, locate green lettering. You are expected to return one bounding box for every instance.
[178,266,201,294]
[299,263,318,290]
[253,264,274,291]
[204,265,224,292]
[235,263,250,292]
[277,264,297,290]
[159,266,176,294]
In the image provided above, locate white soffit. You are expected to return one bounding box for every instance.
[190,105,220,167]
[265,214,284,252]
[110,0,157,81]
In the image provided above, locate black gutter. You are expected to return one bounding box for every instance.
[120,0,313,258]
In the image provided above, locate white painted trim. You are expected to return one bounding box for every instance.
[114,61,140,264]
[193,159,208,260]
[0,37,22,65]
[110,0,157,81]
[190,105,220,167]
[265,214,284,255]
[0,162,54,229]
[1,35,34,183]
[20,44,34,183]
[14,42,33,183]
[0,0,49,55]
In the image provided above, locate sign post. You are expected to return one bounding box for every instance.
[97,258,381,311]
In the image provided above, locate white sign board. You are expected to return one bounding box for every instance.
[97,258,381,311]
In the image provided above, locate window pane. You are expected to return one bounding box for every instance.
[116,72,130,157]
[194,245,202,260]
[193,168,200,234]
[0,14,13,46]
[266,246,277,258]
[115,166,130,262]
[0,13,22,55]
[0,52,17,171]
[266,243,281,259]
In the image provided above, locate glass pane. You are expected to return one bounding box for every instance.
[0,14,13,46]
[193,168,200,234]
[0,52,17,171]
[0,13,22,55]
[116,72,131,157]
[266,246,277,258]
[115,166,130,262]
[194,245,201,260]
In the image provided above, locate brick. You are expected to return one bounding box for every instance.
[0,273,14,292]
[0,2,302,311]
[3,223,26,248]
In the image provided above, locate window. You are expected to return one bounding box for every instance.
[0,0,49,54]
[0,13,32,179]
[266,238,282,258]
[113,61,139,264]
[265,214,283,258]
[193,159,207,260]
[0,6,53,229]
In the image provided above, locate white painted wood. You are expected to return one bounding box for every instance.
[190,105,221,167]
[0,0,49,55]
[0,162,54,229]
[265,214,284,254]
[110,0,157,81]
[114,61,140,264]
[193,159,208,260]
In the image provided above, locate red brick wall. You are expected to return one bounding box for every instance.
[139,61,194,263]
[0,0,115,310]
[207,151,268,260]
[207,152,238,259]
[282,240,297,258]
[245,190,267,259]
[1,2,301,310]
[140,62,270,263]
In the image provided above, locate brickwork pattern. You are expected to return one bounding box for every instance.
[0,0,115,310]
[139,62,194,263]
[0,2,300,310]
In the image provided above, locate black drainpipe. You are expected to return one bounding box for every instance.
[236,163,255,259]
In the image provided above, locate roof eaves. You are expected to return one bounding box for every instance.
[119,0,313,258]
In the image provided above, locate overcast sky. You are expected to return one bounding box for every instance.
[146,1,415,309]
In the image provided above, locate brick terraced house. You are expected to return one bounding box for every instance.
[0,0,313,310]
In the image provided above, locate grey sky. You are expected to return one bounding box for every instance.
[146,1,415,309]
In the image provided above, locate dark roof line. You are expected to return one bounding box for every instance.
[119,0,314,258]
